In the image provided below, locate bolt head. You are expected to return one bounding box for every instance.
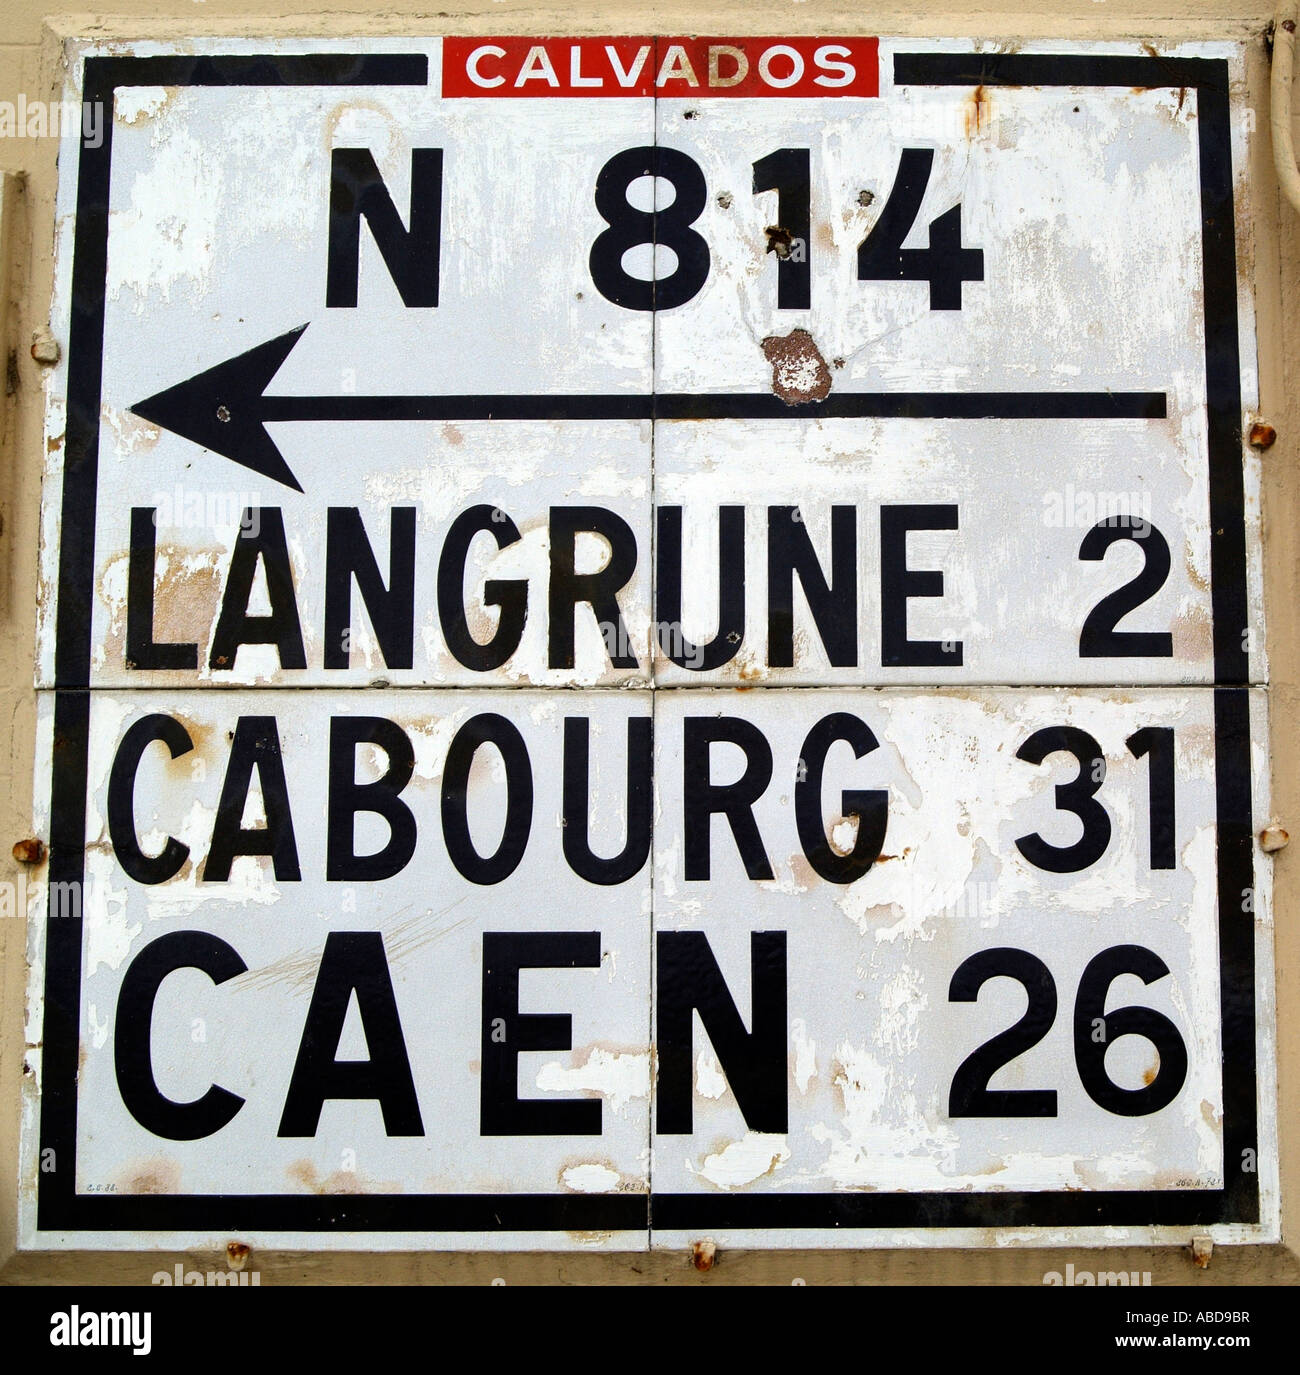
[12,838,46,864]
[30,332,60,366]
[1259,824,1289,853]
[1248,421,1277,450]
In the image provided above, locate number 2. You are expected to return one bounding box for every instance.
[949,945,1188,1119]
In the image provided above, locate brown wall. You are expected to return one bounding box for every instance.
[1,2,1296,1284]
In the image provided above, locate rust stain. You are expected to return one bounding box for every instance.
[149,551,222,661]
[1183,550,1210,594]
[875,846,913,864]
[788,852,821,889]
[964,84,990,137]
[761,329,832,405]
[12,838,46,864]
[764,224,794,259]
[286,1160,324,1192]
[464,601,499,648]
[1171,604,1212,661]
[286,1158,392,1195]
[102,403,161,453]
[1259,823,1289,853]
[169,715,214,755]
[102,544,222,673]
[1142,1060,1159,1087]
[118,1156,182,1194]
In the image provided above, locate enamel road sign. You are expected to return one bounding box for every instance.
[24,36,1276,1250]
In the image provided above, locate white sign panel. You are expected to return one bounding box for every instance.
[24,35,1276,1250]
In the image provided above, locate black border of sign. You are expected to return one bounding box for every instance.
[37,47,1257,1237]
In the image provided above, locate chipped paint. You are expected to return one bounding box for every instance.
[761,328,833,404]
[560,1162,623,1193]
[21,33,1277,1260]
[536,1047,651,1115]
[689,1133,791,1189]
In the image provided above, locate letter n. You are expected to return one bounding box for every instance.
[655,931,787,1133]
[327,149,442,307]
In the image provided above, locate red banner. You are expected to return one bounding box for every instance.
[442,36,879,98]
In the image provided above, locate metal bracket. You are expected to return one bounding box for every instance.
[0,170,17,406]
[1272,3,1300,213]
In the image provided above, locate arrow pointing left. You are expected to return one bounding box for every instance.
[131,324,1171,496]
[129,325,310,492]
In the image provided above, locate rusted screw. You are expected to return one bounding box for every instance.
[1191,1235,1213,1269]
[12,838,46,864]
[30,330,60,366]
[1248,421,1277,449]
[691,1239,717,1272]
[765,225,794,258]
[1259,823,1289,852]
[215,405,231,424]
[858,189,875,207]
[226,1241,251,1271]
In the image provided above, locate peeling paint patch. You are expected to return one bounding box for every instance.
[535,1048,650,1114]
[689,1133,790,1189]
[114,87,171,125]
[695,1050,727,1099]
[791,1018,818,1094]
[761,329,832,404]
[560,1162,622,1193]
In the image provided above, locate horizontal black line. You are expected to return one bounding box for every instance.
[651,1187,1232,1230]
[261,392,1167,423]
[86,53,429,91]
[41,1191,647,1231]
[39,1187,1232,1233]
[893,52,1222,92]
[38,681,1264,693]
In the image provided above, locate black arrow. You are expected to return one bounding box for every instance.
[130,325,311,493]
[129,324,1167,493]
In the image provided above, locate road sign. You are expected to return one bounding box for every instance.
[24,35,1276,1250]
